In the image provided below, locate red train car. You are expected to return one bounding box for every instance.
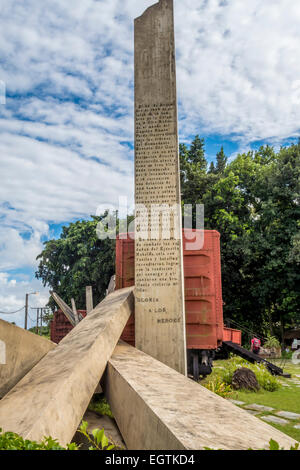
[116,229,234,378]
[50,309,86,344]
[50,229,241,378]
[223,327,242,345]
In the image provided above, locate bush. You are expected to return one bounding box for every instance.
[88,396,113,418]
[220,357,246,386]
[203,376,234,398]
[263,335,281,350]
[0,422,115,451]
[217,357,280,392]
[78,421,115,450]
[253,364,280,392]
[0,428,78,450]
[282,350,293,359]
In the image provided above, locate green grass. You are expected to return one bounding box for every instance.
[271,359,300,376]
[236,385,300,414]
[204,359,300,442]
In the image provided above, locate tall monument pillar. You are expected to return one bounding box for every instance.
[134,0,187,375]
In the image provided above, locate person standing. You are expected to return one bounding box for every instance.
[251,337,261,355]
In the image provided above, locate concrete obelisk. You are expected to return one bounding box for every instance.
[134,0,187,375]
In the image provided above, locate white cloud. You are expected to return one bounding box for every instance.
[175,0,300,143]
[0,227,44,271]
[1,0,300,322]
[0,272,49,328]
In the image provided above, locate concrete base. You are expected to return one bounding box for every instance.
[0,320,55,398]
[0,287,134,446]
[104,342,297,450]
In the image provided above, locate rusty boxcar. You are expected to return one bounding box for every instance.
[50,229,241,378]
[116,229,240,378]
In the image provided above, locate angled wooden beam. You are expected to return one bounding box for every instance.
[71,298,79,325]
[85,286,93,314]
[104,341,297,450]
[0,320,55,398]
[0,287,134,446]
[50,291,75,326]
[106,275,115,296]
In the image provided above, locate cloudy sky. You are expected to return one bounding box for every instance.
[1,0,300,327]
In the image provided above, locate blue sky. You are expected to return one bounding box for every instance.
[1,0,300,326]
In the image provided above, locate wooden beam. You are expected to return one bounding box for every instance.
[104,341,297,450]
[50,291,75,326]
[85,286,93,314]
[0,320,55,398]
[71,298,79,325]
[0,287,134,446]
[106,275,115,296]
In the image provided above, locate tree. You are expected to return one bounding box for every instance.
[244,143,300,339]
[208,161,215,174]
[36,137,300,342]
[180,137,211,223]
[215,146,228,173]
[180,138,300,339]
[35,215,116,311]
[188,135,207,169]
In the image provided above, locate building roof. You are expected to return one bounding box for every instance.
[284,329,300,339]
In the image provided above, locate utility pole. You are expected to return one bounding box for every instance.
[31,307,51,335]
[25,293,29,330]
[36,308,39,335]
[24,292,39,330]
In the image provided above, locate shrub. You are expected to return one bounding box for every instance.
[220,357,247,386]
[263,335,281,350]
[217,357,280,392]
[282,350,293,359]
[0,422,115,451]
[0,428,78,450]
[78,421,115,450]
[203,376,234,398]
[88,397,113,418]
[253,364,280,392]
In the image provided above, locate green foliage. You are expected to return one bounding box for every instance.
[205,439,299,450]
[220,357,243,386]
[180,139,300,338]
[264,335,281,350]
[266,439,299,451]
[35,214,117,310]
[254,367,280,392]
[208,146,228,174]
[35,137,300,338]
[203,376,233,398]
[0,428,79,450]
[0,422,116,451]
[29,325,51,339]
[215,357,280,392]
[269,439,280,451]
[78,421,115,451]
[88,396,113,418]
[282,350,293,359]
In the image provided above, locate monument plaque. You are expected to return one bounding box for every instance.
[134,0,187,375]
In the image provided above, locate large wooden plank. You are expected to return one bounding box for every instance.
[0,287,134,446]
[134,0,187,375]
[51,291,76,325]
[0,320,55,398]
[86,286,93,314]
[104,342,297,450]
